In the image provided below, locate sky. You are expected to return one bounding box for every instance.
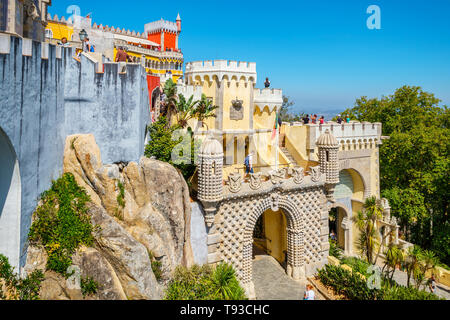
[49,0,450,116]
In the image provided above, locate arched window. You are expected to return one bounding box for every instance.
[45,29,53,39]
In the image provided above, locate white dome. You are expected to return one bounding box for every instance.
[200,136,223,155]
[317,129,339,147]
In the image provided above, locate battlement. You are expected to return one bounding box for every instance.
[185,60,257,83]
[0,33,63,59]
[253,88,283,111]
[48,14,149,40]
[145,19,179,34]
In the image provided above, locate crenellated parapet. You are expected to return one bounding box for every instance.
[185,60,257,84]
[253,88,283,112]
[145,19,179,35]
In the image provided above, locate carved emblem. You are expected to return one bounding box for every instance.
[309,166,322,182]
[292,167,305,184]
[270,193,279,212]
[230,99,244,120]
[227,172,242,193]
[249,172,262,190]
[269,169,285,185]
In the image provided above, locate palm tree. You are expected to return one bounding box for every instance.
[403,245,422,288]
[193,94,219,130]
[175,93,199,129]
[382,244,405,281]
[162,78,178,126]
[352,196,384,264]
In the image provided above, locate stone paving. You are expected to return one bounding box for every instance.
[252,251,325,300]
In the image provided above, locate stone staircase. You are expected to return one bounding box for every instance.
[280,146,297,166]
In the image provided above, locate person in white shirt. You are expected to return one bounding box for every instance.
[304,284,315,300]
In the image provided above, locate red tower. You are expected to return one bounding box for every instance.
[145,14,181,52]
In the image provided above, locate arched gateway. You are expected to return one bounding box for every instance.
[197,130,340,299]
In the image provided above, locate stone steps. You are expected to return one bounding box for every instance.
[280,146,297,165]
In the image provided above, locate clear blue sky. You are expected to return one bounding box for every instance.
[49,0,450,115]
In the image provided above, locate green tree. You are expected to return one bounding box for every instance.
[193,94,219,130]
[175,94,199,129]
[352,197,383,264]
[279,95,306,122]
[340,85,449,265]
[162,78,178,126]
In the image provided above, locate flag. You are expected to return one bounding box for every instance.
[272,112,279,140]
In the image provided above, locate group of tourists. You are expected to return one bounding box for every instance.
[301,114,351,125]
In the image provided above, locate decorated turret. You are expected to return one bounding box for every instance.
[316,129,340,201]
[198,135,223,227]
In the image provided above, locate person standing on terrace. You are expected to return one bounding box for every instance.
[264,78,271,88]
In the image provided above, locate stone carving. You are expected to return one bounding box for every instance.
[228,172,242,193]
[269,168,285,185]
[249,172,262,190]
[270,193,279,212]
[24,0,40,20]
[292,167,305,184]
[309,166,322,182]
[230,99,244,120]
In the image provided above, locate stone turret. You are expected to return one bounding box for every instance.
[317,129,340,201]
[198,135,224,227]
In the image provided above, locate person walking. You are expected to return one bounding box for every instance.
[429,275,437,294]
[244,151,254,178]
[303,284,315,300]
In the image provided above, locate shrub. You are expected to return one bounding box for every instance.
[317,263,443,300]
[340,257,371,277]
[80,276,99,297]
[165,263,247,300]
[148,250,163,282]
[0,254,44,300]
[28,173,95,275]
[329,239,343,260]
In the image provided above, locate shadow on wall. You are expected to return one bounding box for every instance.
[0,127,16,217]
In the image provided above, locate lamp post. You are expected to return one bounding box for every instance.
[79,29,88,42]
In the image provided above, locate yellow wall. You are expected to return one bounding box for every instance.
[263,209,288,264]
[46,21,74,41]
[222,78,252,131]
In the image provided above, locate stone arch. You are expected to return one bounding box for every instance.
[240,194,305,297]
[0,127,21,270]
[329,202,352,255]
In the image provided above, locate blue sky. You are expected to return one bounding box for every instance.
[49,0,450,116]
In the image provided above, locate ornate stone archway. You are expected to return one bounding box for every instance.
[329,202,352,256]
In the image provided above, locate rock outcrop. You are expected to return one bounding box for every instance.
[25,134,194,300]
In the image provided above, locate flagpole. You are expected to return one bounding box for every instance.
[275,114,279,171]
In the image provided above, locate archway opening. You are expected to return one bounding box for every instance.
[252,208,288,269]
[329,207,347,250]
[0,128,21,269]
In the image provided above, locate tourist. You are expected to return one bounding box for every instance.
[330,230,337,241]
[244,151,254,178]
[303,284,315,300]
[58,37,70,47]
[346,115,351,123]
[429,275,437,294]
[115,46,132,73]
[83,38,92,52]
[264,77,271,88]
[311,114,317,124]
[302,114,310,125]
[337,114,343,124]
[319,116,325,124]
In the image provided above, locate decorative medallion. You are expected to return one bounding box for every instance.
[269,168,285,185]
[230,99,244,120]
[309,166,322,182]
[270,193,279,212]
[292,167,305,184]
[249,172,262,190]
[227,172,242,193]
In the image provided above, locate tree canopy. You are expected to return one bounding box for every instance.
[341,86,449,265]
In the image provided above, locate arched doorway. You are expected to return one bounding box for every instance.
[0,128,21,270]
[253,208,288,268]
[329,205,351,255]
[241,195,304,299]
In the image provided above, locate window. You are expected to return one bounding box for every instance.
[45,29,53,39]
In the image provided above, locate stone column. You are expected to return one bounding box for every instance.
[286,228,305,280]
[241,242,256,299]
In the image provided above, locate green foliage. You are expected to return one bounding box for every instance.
[352,196,383,264]
[114,180,126,221]
[148,251,163,282]
[279,95,306,122]
[164,263,247,300]
[318,263,442,300]
[193,94,219,126]
[144,117,201,181]
[340,257,371,277]
[80,276,98,297]
[28,173,95,275]
[329,239,343,260]
[340,86,449,265]
[0,254,44,300]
